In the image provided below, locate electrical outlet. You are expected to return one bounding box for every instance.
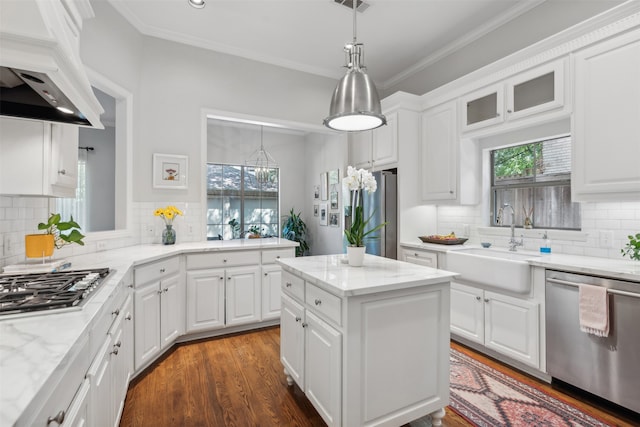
[599,230,613,248]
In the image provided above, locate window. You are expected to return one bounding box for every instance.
[491,135,580,230]
[206,163,279,240]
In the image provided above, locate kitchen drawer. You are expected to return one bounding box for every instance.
[262,248,295,264]
[89,280,126,360]
[282,270,304,301]
[305,283,342,327]
[186,250,260,269]
[134,256,180,286]
[402,248,438,268]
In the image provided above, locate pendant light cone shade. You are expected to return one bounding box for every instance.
[323,0,385,132]
[324,66,386,131]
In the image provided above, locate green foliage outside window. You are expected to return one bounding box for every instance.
[493,143,543,179]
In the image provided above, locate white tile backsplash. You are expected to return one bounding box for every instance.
[436,201,640,260]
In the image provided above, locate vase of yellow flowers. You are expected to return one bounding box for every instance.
[154,205,183,245]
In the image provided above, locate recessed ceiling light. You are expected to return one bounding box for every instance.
[56,106,74,115]
[188,0,205,9]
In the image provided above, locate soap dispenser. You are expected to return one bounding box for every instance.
[540,231,551,254]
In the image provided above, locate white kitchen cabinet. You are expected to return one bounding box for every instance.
[261,248,296,321]
[186,268,225,332]
[112,295,134,424]
[87,336,114,427]
[421,100,480,204]
[0,116,79,197]
[348,112,398,170]
[225,265,261,326]
[64,378,91,427]
[281,282,342,427]
[401,247,438,268]
[460,59,565,134]
[450,281,539,368]
[571,28,640,202]
[134,256,184,372]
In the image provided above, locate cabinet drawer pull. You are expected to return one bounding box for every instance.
[219,276,224,280]
[160,268,166,273]
[314,299,322,306]
[47,410,65,425]
[476,296,481,301]
[111,347,119,355]
[126,314,132,320]
[264,272,268,276]
[302,322,308,328]
[507,109,513,113]
[484,298,490,303]
[163,288,169,293]
[157,290,163,295]
[414,253,419,257]
[223,259,227,263]
[449,190,454,194]
[112,309,120,316]
[115,340,122,347]
[276,255,281,259]
[128,284,134,288]
[285,282,292,287]
[58,169,66,175]
[295,316,301,322]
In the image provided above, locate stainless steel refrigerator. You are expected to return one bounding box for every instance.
[362,170,398,259]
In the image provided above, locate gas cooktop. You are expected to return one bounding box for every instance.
[0,268,111,318]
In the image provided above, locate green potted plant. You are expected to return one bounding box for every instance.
[247,225,263,239]
[282,208,309,257]
[621,233,640,261]
[26,213,85,258]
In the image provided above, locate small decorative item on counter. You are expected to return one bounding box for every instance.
[540,231,551,254]
[343,166,386,266]
[481,242,492,248]
[26,213,85,257]
[419,232,468,245]
[621,233,640,261]
[154,205,183,245]
[247,225,263,239]
[523,205,533,229]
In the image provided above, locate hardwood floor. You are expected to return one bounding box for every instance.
[120,326,637,427]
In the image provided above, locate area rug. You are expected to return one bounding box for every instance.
[449,348,612,427]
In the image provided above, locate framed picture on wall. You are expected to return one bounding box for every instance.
[330,191,338,210]
[314,204,319,217]
[321,172,328,200]
[319,203,328,226]
[314,185,320,199]
[153,153,188,189]
[329,213,339,227]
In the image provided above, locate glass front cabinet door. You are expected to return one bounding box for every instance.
[461,59,565,133]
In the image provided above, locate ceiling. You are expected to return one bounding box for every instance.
[106,0,547,89]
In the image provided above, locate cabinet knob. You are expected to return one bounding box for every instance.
[126,314,132,320]
[157,290,163,295]
[111,347,119,355]
[495,112,500,117]
[115,340,122,347]
[219,276,224,280]
[58,169,66,175]
[414,253,419,257]
[112,309,120,316]
[128,284,134,288]
[276,255,281,259]
[228,277,232,281]
[223,259,227,263]
[264,273,268,276]
[285,282,292,287]
[163,288,169,293]
[314,299,322,306]
[295,316,301,322]
[484,298,490,303]
[160,268,165,273]
[47,411,65,425]
[449,190,454,194]
[507,109,512,113]
[302,322,308,328]
[476,296,481,301]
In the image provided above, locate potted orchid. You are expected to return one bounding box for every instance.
[343,166,386,266]
[154,205,183,245]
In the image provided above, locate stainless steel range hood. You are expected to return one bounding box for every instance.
[0,0,104,128]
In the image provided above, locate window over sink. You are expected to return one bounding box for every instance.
[490,135,581,230]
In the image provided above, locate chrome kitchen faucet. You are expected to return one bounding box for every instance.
[503,203,523,251]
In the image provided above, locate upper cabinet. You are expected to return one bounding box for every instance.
[348,112,398,170]
[421,100,480,204]
[571,29,640,202]
[461,59,566,134]
[0,116,79,197]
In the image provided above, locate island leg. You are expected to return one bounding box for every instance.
[430,407,445,426]
[284,368,294,386]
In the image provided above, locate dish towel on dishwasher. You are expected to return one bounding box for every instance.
[578,284,609,337]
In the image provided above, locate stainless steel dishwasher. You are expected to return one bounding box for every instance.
[546,270,640,414]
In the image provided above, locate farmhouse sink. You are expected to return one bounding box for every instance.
[446,247,540,294]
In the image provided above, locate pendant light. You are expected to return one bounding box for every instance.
[245,126,277,184]
[324,0,386,132]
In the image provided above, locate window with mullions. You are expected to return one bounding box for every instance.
[206,163,279,240]
[491,135,580,230]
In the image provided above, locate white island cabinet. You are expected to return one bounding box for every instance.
[277,254,457,427]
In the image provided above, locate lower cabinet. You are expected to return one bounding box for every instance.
[450,281,539,368]
[401,247,438,268]
[262,264,283,321]
[64,379,91,427]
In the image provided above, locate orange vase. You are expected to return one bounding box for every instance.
[25,234,55,258]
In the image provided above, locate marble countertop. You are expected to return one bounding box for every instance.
[401,241,640,283]
[277,254,459,297]
[0,238,297,427]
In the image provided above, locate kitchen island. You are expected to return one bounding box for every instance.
[277,254,458,427]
